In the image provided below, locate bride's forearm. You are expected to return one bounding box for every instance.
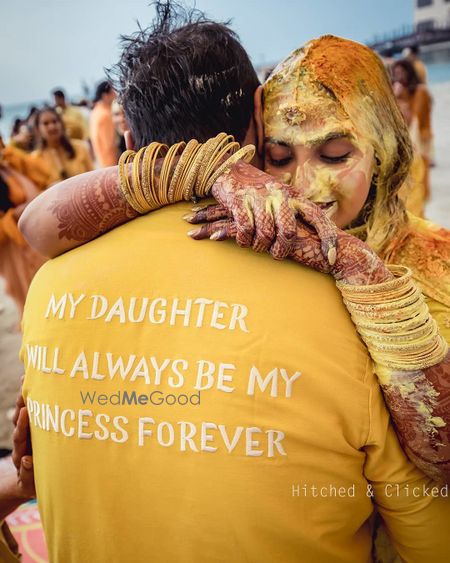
[19,166,138,257]
[19,135,252,258]
[337,264,450,482]
[380,354,450,484]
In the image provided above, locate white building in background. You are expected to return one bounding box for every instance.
[415,0,450,31]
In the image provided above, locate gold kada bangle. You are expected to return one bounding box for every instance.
[336,265,448,371]
[117,133,256,212]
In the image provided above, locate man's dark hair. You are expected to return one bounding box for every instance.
[393,59,420,95]
[93,81,113,103]
[52,89,65,99]
[110,1,260,148]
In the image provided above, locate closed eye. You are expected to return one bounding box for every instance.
[268,155,293,167]
[320,151,352,164]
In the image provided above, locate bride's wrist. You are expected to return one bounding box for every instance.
[332,233,392,286]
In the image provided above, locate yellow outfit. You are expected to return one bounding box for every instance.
[21,203,450,562]
[31,139,93,187]
[2,144,50,190]
[398,153,426,218]
[0,159,47,312]
[57,105,89,140]
[412,58,428,84]
[385,213,450,343]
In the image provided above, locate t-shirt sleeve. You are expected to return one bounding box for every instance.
[363,379,450,560]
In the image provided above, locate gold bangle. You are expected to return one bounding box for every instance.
[197,135,236,196]
[170,140,199,203]
[118,150,140,212]
[119,134,252,210]
[182,143,205,200]
[343,285,421,313]
[371,337,448,372]
[131,146,151,213]
[202,138,238,180]
[159,142,183,205]
[176,143,202,201]
[336,265,412,300]
[195,135,227,194]
[142,142,162,210]
[150,144,168,206]
[351,307,431,335]
[204,144,255,195]
[337,263,449,372]
[358,315,435,343]
[167,141,188,202]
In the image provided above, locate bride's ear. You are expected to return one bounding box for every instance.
[254,85,265,156]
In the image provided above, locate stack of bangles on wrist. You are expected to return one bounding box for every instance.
[336,265,448,372]
[118,133,255,213]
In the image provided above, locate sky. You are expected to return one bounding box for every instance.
[1,0,413,107]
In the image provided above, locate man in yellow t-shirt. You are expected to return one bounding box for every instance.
[21,202,450,562]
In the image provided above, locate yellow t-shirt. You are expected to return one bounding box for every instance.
[21,203,450,563]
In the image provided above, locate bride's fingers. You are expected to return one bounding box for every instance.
[232,195,257,248]
[289,199,338,266]
[251,199,276,253]
[187,219,237,241]
[271,198,297,260]
[183,204,228,224]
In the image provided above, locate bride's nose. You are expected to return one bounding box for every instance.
[293,164,316,197]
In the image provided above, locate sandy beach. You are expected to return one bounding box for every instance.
[427,82,450,228]
[0,279,22,449]
[1,82,449,450]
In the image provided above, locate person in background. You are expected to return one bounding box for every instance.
[9,120,34,152]
[111,100,128,155]
[31,107,93,187]
[403,45,428,84]
[52,88,88,141]
[0,398,35,562]
[0,138,48,314]
[393,59,433,202]
[89,81,117,167]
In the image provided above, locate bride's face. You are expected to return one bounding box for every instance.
[263,77,375,229]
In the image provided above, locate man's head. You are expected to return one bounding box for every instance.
[93,81,116,106]
[111,1,260,149]
[52,89,66,109]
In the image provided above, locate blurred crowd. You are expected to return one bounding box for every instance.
[2,80,128,182]
[383,46,434,215]
[0,79,128,314]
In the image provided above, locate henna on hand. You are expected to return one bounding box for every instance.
[187,160,337,263]
[48,167,138,242]
[331,232,392,285]
[19,166,139,257]
[186,160,390,285]
[381,352,450,484]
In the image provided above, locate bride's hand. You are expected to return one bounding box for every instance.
[185,160,338,265]
[186,161,391,285]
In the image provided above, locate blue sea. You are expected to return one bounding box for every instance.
[1,61,450,142]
